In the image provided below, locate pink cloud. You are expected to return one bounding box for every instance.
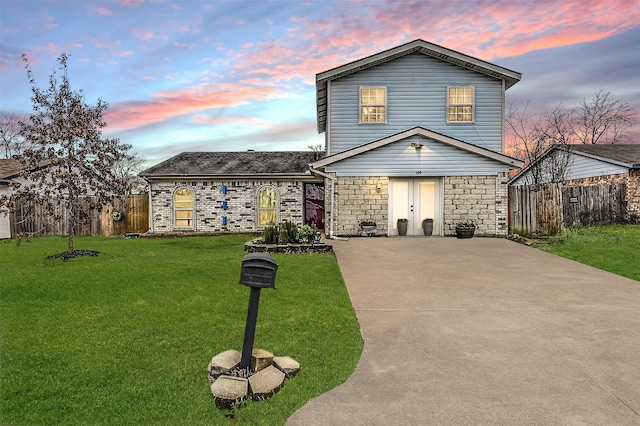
[96,6,114,16]
[105,83,283,130]
[120,0,144,7]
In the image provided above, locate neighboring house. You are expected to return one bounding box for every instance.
[309,39,523,236]
[510,144,640,222]
[0,159,24,239]
[139,151,325,233]
[141,39,524,237]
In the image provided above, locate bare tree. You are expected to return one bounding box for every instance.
[506,102,549,185]
[506,102,573,185]
[9,53,133,254]
[113,152,148,194]
[0,113,28,158]
[508,90,636,185]
[573,89,635,144]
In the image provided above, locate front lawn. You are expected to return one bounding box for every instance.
[532,224,640,282]
[0,235,363,425]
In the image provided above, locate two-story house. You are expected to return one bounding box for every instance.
[309,39,523,237]
[140,39,523,236]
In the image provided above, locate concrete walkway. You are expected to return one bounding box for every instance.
[287,237,640,425]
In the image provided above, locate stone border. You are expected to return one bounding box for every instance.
[208,349,300,409]
[244,241,333,254]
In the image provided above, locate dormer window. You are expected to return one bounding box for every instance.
[360,87,386,123]
[447,86,474,123]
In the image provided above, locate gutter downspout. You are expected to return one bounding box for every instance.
[144,178,153,233]
[308,166,349,241]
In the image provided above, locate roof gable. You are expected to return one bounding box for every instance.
[310,127,523,169]
[140,151,325,178]
[0,159,23,180]
[316,39,522,133]
[509,144,640,185]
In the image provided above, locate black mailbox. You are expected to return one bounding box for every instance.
[239,254,278,288]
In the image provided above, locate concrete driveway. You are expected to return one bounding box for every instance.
[287,237,640,425]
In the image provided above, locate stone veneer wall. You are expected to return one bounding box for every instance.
[327,173,509,237]
[444,173,509,236]
[149,179,318,233]
[332,176,389,236]
[564,171,640,223]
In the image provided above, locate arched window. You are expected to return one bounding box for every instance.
[174,187,193,227]
[258,186,277,226]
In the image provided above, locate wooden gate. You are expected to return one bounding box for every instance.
[101,194,149,236]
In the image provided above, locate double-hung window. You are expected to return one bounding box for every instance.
[258,186,277,226]
[174,187,193,227]
[447,86,474,123]
[360,87,386,123]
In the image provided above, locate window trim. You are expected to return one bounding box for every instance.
[446,86,475,124]
[257,185,278,227]
[173,186,194,228]
[359,86,387,124]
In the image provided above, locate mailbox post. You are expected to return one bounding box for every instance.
[238,254,278,371]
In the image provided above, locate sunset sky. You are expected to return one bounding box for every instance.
[1,0,639,167]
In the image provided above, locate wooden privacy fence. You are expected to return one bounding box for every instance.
[509,183,627,235]
[10,194,148,238]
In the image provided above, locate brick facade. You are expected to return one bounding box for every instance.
[149,178,320,233]
[564,171,640,223]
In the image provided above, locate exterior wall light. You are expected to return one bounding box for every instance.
[376,181,382,193]
[410,142,424,149]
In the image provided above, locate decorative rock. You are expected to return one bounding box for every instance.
[210,375,248,409]
[251,348,274,372]
[248,365,285,400]
[273,356,300,378]
[208,350,241,382]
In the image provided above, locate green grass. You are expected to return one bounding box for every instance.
[0,235,363,425]
[532,224,640,281]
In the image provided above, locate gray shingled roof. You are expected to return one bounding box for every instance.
[0,159,23,180]
[568,144,640,166]
[139,151,326,177]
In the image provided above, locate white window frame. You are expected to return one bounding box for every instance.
[446,86,475,123]
[359,86,387,124]
[174,187,194,228]
[257,185,278,227]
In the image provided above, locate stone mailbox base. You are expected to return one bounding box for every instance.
[208,348,300,409]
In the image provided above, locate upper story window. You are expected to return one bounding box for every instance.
[360,87,387,123]
[258,186,277,226]
[174,187,193,227]
[447,86,474,123]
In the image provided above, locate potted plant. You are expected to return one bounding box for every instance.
[397,218,408,236]
[455,219,476,239]
[359,220,377,237]
[422,218,434,236]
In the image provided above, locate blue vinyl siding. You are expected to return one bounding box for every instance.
[328,52,504,155]
[566,155,629,180]
[511,152,630,185]
[325,136,510,177]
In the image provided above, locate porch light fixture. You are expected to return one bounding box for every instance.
[376,181,381,193]
[410,142,424,149]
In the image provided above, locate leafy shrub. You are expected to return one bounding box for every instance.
[297,224,317,243]
[262,223,278,243]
